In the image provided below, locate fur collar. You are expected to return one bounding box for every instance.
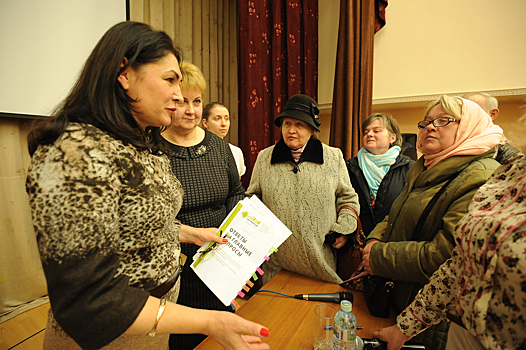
[271,137,324,165]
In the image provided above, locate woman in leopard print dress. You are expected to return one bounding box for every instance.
[26,21,269,350]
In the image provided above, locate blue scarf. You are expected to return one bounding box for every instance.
[357,146,401,200]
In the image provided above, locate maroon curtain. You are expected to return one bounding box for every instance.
[238,0,318,189]
[329,0,388,160]
[375,0,388,33]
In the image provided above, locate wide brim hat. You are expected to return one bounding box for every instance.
[274,94,321,132]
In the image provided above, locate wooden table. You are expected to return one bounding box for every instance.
[195,270,396,349]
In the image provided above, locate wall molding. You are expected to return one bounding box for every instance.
[0,112,48,120]
[318,88,526,111]
[372,88,526,106]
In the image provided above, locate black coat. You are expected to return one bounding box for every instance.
[346,153,414,237]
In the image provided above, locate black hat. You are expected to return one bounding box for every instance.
[274,94,321,132]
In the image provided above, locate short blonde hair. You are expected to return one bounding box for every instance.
[179,61,207,100]
[425,95,463,120]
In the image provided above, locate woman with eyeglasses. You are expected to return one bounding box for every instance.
[361,95,503,350]
[161,61,245,350]
[371,119,526,350]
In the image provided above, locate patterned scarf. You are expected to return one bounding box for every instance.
[357,145,401,200]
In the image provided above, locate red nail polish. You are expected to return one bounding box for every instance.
[260,328,269,337]
[222,238,228,243]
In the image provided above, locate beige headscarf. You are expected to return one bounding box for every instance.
[417,97,504,168]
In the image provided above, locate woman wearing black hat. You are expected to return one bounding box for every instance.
[246,94,360,284]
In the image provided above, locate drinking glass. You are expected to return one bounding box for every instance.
[314,303,337,350]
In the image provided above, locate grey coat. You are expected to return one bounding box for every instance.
[246,138,359,284]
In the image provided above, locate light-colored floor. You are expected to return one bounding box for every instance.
[0,297,249,350]
[0,303,49,350]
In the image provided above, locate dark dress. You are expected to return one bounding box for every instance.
[167,130,245,350]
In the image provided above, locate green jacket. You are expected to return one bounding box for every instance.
[367,148,499,311]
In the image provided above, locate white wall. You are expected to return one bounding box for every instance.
[317,0,340,107]
[373,0,526,99]
[318,0,526,103]
[0,0,128,323]
[0,0,127,117]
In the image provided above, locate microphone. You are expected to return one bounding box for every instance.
[294,291,353,304]
[357,337,426,349]
[292,166,299,174]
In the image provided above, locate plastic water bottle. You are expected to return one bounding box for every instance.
[333,300,357,350]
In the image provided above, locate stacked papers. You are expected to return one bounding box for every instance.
[191,196,292,306]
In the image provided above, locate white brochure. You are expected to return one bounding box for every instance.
[191,196,291,306]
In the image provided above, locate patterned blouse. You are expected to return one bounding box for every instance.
[27,123,183,349]
[397,153,526,350]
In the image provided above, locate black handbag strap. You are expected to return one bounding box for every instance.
[412,173,460,242]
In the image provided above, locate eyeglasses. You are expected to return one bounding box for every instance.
[175,99,202,108]
[197,231,230,263]
[417,116,459,130]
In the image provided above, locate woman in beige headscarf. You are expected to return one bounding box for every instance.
[373,119,526,350]
[362,95,503,350]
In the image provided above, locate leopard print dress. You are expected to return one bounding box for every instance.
[27,123,183,350]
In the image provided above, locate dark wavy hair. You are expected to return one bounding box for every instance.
[27,21,183,155]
